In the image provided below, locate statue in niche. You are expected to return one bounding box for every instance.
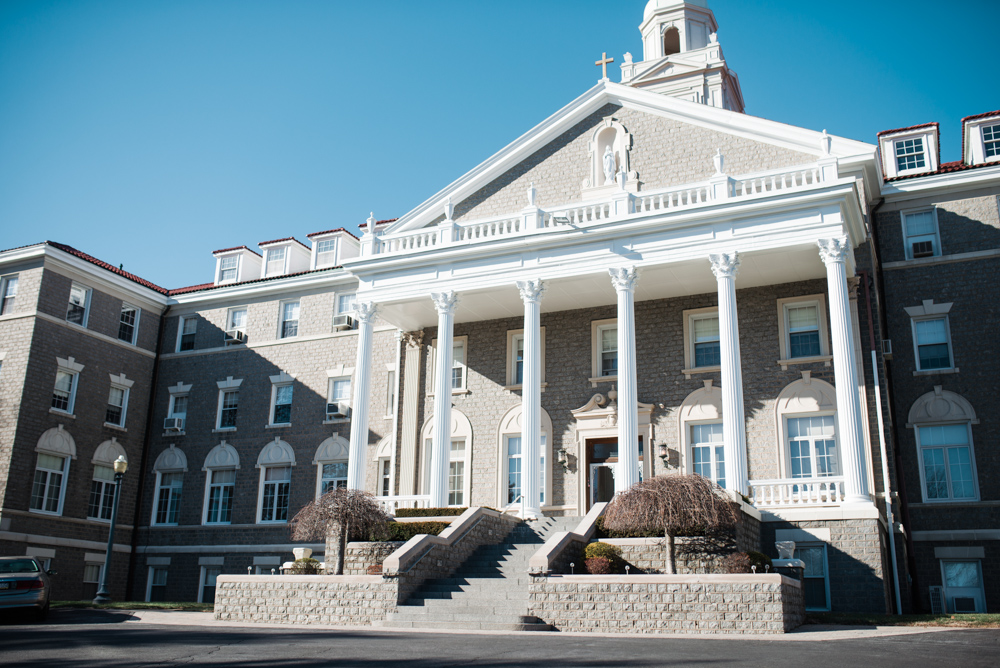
[602,144,616,185]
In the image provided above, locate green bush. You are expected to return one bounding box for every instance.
[583,541,624,573]
[746,550,772,570]
[288,557,321,575]
[394,507,467,518]
[374,521,451,542]
[584,557,612,574]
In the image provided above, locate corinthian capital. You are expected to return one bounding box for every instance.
[430,291,459,315]
[709,252,740,279]
[516,279,546,303]
[817,237,850,265]
[354,301,378,324]
[608,266,639,292]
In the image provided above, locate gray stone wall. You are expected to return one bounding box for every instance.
[214,575,398,625]
[527,574,805,634]
[343,541,403,575]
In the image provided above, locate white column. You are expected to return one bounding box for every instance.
[346,301,377,491]
[516,279,545,518]
[429,291,458,508]
[709,253,749,496]
[609,267,640,493]
[818,238,870,503]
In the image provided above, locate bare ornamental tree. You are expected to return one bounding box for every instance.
[289,488,390,575]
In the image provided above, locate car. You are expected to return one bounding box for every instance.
[0,556,53,621]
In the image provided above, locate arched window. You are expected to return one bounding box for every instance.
[775,374,839,481]
[663,26,680,56]
[152,445,187,525]
[420,409,473,507]
[313,435,349,497]
[31,425,76,516]
[908,387,979,502]
[256,439,295,523]
[373,436,394,497]
[88,438,128,521]
[497,405,553,508]
[678,381,725,487]
[202,441,239,525]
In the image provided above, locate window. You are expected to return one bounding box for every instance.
[265,247,287,276]
[590,319,619,383]
[794,544,831,611]
[66,283,90,326]
[504,435,546,505]
[912,317,952,370]
[217,389,239,429]
[941,560,986,613]
[259,466,290,522]
[83,563,102,600]
[431,336,468,393]
[205,469,235,523]
[505,328,546,387]
[983,124,1000,158]
[200,567,221,603]
[279,301,300,338]
[154,472,183,525]
[105,385,129,426]
[336,293,356,315]
[902,209,940,259]
[177,316,197,351]
[918,424,978,501]
[51,370,78,413]
[118,303,139,344]
[271,384,293,425]
[448,440,466,506]
[385,370,396,416]
[320,462,347,494]
[168,394,188,421]
[690,423,725,487]
[226,307,247,344]
[380,459,391,496]
[30,453,68,514]
[895,137,926,172]
[88,465,116,520]
[148,567,168,602]
[692,315,720,368]
[0,274,18,315]
[787,415,839,479]
[327,377,351,416]
[219,255,239,283]
[315,238,337,267]
[776,296,830,366]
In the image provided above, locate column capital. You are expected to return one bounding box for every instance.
[355,301,378,324]
[817,237,850,265]
[608,266,639,292]
[516,279,546,304]
[709,252,740,279]
[402,329,425,349]
[430,291,458,315]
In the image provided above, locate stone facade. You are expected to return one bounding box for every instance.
[343,541,403,575]
[214,575,398,625]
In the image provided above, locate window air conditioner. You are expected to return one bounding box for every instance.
[164,417,184,431]
[911,241,934,258]
[332,315,355,331]
[225,329,247,344]
[928,586,944,615]
[881,339,893,360]
[326,402,350,419]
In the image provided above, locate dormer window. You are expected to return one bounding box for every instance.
[219,256,239,282]
[315,238,337,267]
[983,124,1000,158]
[878,124,939,179]
[895,138,926,172]
[265,247,287,276]
[213,247,260,286]
[962,113,1000,165]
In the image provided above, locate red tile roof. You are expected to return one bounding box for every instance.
[361,218,398,229]
[961,110,1000,123]
[45,241,168,294]
[877,122,938,137]
[883,158,998,183]
[258,237,310,250]
[306,227,361,240]
[212,245,262,257]
[167,266,344,296]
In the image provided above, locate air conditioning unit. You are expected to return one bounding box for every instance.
[911,241,934,258]
[332,315,355,331]
[881,339,893,360]
[163,417,184,431]
[929,586,944,615]
[326,402,350,419]
[225,329,247,344]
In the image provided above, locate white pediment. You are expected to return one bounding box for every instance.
[92,438,127,465]
[314,435,349,464]
[36,425,76,459]
[203,441,240,470]
[257,438,296,468]
[907,387,978,427]
[153,445,188,472]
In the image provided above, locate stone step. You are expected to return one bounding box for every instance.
[416,589,530,601]
[374,619,552,632]
[395,602,533,616]
[406,597,530,610]
[387,610,538,624]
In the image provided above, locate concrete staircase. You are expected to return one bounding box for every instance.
[376,515,580,631]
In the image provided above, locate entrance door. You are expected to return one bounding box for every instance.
[590,463,615,506]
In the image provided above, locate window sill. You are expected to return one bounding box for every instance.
[28,508,63,517]
[257,520,288,525]
[49,408,76,419]
[777,355,832,370]
[681,366,719,379]
[913,367,959,377]
[427,389,471,397]
[265,423,291,429]
[103,422,127,432]
[212,427,237,433]
[87,517,111,524]
[503,383,548,392]
[162,431,186,437]
[323,418,350,425]
[588,375,617,388]
[202,521,232,526]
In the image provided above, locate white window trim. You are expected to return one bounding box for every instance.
[879,129,939,179]
[430,335,469,395]
[199,565,223,604]
[496,405,553,509]
[776,294,832,369]
[152,470,182,526]
[256,465,292,524]
[384,366,397,418]
[783,413,840,480]
[118,302,141,345]
[905,300,956,374]
[214,377,243,432]
[175,315,197,352]
[202,467,237,525]
[216,254,242,284]
[278,299,300,340]
[87,464,117,522]
[419,409,473,506]
[51,371,80,416]
[335,291,357,316]
[104,373,134,430]
[505,328,546,389]
[66,283,92,327]
[225,306,248,345]
[30,452,70,516]
[900,207,942,260]
[0,273,19,315]
[316,459,348,497]
[774,376,839,480]
[681,306,720,378]
[590,318,618,386]
[268,372,295,427]
[264,246,289,277]
[964,116,1000,165]
[939,559,987,613]
[312,236,339,269]
[914,422,980,504]
[145,565,169,602]
[795,542,832,612]
[685,420,725,486]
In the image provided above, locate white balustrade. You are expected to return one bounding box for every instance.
[457,216,520,241]
[377,494,432,515]
[378,228,441,254]
[545,201,612,226]
[731,166,822,198]
[634,185,710,212]
[748,477,846,507]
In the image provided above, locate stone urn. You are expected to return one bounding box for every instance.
[292,547,313,561]
[775,541,796,560]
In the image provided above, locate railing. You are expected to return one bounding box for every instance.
[457,215,520,242]
[749,476,846,508]
[377,494,432,515]
[545,201,613,226]
[731,167,822,198]
[633,184,710,213]
[377,228,440,254]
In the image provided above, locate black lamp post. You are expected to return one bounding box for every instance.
[93,455,128,605]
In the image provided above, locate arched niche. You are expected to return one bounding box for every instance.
[662,25,680,56]
[419,409,473,502]
[774,374,838,479]
[495,404,554,509]
[313,435,350,464]
[92,438,127,465]
[203,441,240,471]
[676,381,723,476]
[907,386,979,427]
[584,118,637,194]
[36,425,76,459]
[257,438,296,468]
[153,445,188,473]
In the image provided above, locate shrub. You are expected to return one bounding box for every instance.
[584,557,612,574]
[722,552,752,574]
[583,542,623,573]
[746,550,773,571]
[375,521,451,542]
[288,557,321,575]
[366,564,383,575]
[394,507,467,518]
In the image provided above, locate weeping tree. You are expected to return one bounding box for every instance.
[601,474,739,575]
[290,488,390,575]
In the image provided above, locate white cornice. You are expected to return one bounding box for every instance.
[880,163,1000,199]
[169,268,358,306]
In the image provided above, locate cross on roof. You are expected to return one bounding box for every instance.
[595,52,614,80]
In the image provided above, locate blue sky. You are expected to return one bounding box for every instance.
[1,0,997,289]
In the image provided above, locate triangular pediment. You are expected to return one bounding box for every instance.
[385,81,875,234]
[629,55,714,84]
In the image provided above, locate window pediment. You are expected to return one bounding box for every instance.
[904,299,952,318]
[257,438,296,468]
[204,441,240,470]
[907,386,978,427]
[153,444,188,472]
[92,438,127,465]
[36,425,76,458]
[313,435,349,464]
[776,373,837,413]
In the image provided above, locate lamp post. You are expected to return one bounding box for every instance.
[93,455,128,605]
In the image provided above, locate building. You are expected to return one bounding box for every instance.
[0,0,996,614]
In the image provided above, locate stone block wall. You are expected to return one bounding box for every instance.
[343,541,403,575]
[214,575,397,625]
[528,574,805,634]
